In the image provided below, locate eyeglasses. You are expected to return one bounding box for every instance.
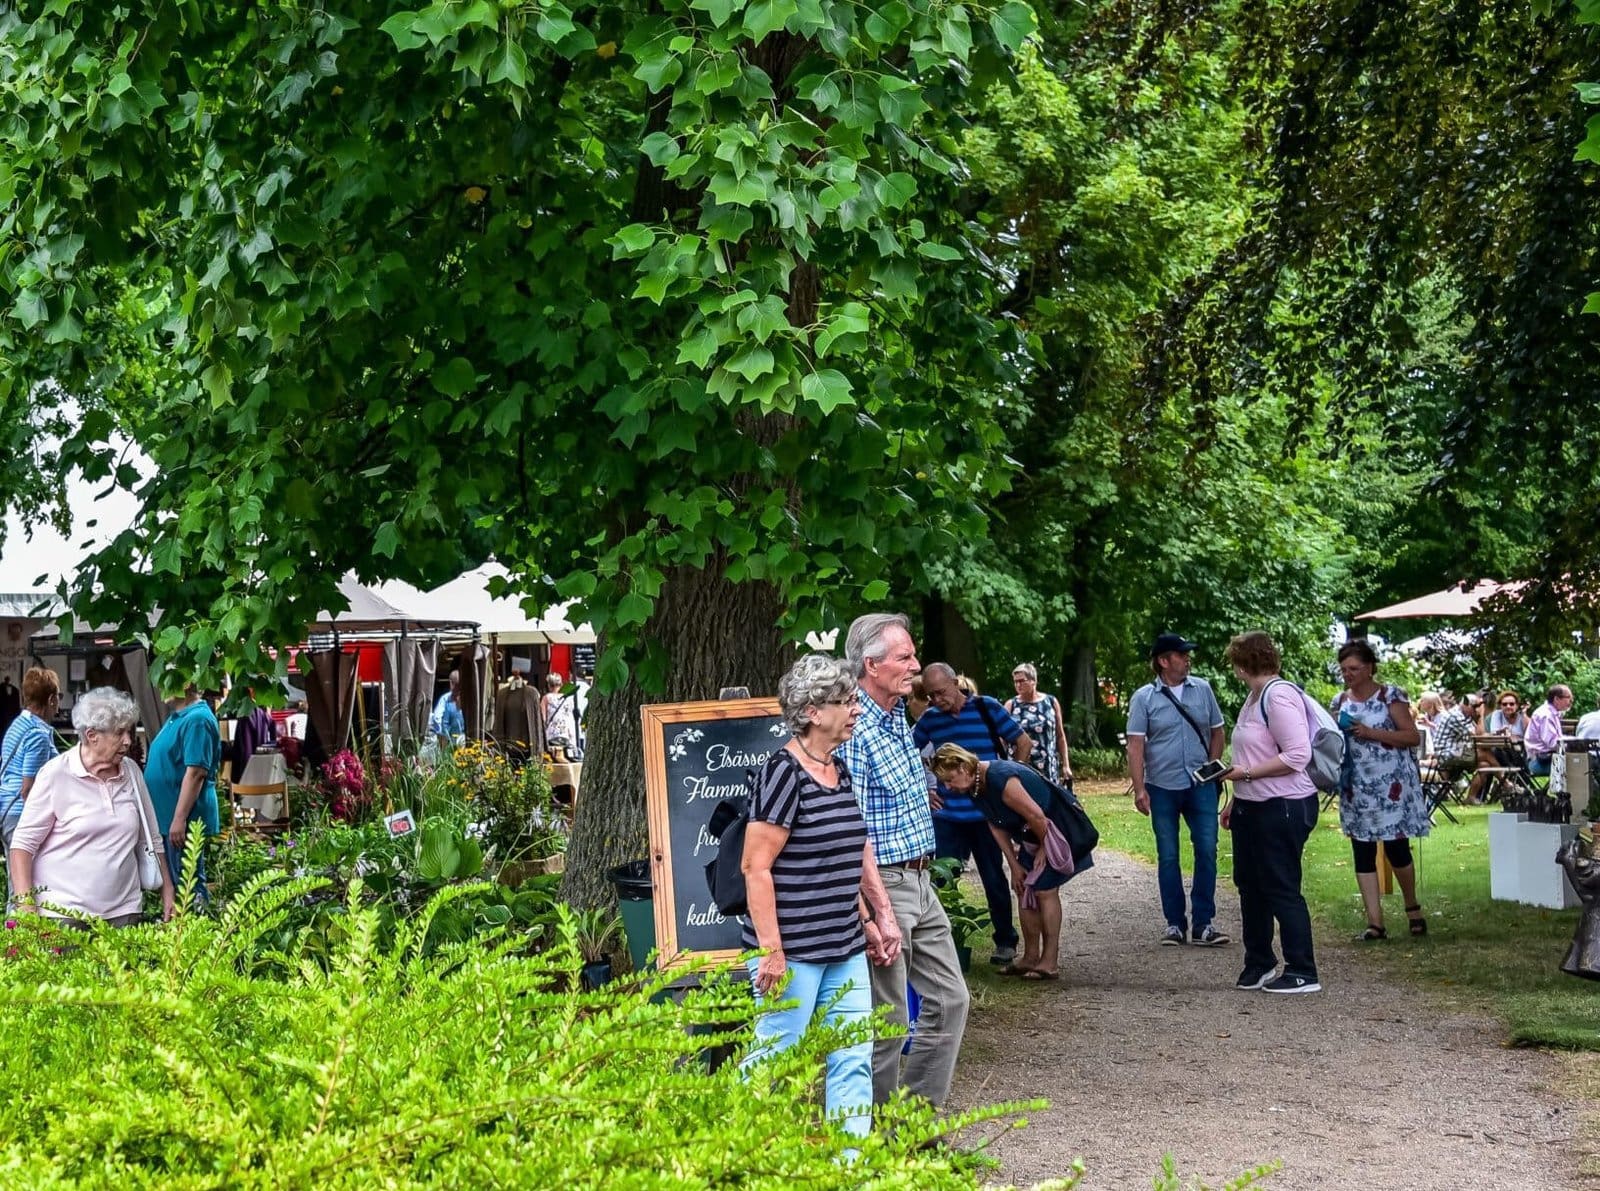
[1499,701,1517,708]
[822,697,861,708]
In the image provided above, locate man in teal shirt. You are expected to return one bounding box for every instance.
[145,687,222,900]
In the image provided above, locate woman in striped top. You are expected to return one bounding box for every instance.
[741,654,901,1142]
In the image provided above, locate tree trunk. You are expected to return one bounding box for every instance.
[562,564,796,909]
[1061,638,1099,748]
[919,592,984,686]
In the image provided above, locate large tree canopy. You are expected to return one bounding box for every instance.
[0,0,1034,898]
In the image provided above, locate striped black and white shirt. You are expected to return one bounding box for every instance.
[741,747,867,964]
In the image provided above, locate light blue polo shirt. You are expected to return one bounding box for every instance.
[144,701,222,835]
[1126,677,1224,790]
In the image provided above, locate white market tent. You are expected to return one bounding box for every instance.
[375,563,595,645]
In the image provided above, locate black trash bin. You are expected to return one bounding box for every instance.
[608,860,655,972]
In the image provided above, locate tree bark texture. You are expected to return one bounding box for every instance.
[919,593,984,688]
[1062,638,1099,747]
[562,565,796,909]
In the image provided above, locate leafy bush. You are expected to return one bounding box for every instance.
[0,882,1051,1188]
[1069,748,1126,779]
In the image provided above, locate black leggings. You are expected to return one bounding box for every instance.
[1351,837,1413,873]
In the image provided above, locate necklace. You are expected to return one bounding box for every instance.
[793,737,836,767]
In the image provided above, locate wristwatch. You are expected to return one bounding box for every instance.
[1241,769,1253,782]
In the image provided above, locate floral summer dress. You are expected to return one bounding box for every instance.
[1332,684,1431,843]
[1006,696,1060,778]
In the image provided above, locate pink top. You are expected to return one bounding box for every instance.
[1231,680,1316,801]
[10,747,158,920]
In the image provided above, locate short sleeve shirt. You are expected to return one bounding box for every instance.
[144,702,222,835]
[912,695,1025,822]
[739,749,867,963]
[1125,678,1224,789]
[0,710,57,815]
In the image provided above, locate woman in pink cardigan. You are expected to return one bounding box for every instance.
[1217,631,1320,995]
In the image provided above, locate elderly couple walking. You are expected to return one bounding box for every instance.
[738,612,971,1144]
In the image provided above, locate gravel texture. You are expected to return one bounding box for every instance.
[947,849,1589,1189]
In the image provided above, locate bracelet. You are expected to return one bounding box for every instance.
[1242,769,1253,782]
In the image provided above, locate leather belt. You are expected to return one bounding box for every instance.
[886,855,932,871]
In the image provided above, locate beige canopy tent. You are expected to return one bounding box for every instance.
[1356,579,1523,621]
[375,563,594,645]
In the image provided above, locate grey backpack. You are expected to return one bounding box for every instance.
[1260,679,1346,793]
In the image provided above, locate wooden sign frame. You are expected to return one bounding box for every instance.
[641,697,782,970]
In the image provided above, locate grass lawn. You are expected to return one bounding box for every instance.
[1075,780,1600,1051]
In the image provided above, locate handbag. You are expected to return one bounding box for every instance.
[130,776,164,892]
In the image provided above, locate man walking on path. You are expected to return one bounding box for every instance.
[912,662,1030,966]
[1127,633,1229,947]
[838,614,970,1108]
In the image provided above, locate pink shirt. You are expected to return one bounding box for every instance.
[1231,680,1316,801]
[10,748,158,920]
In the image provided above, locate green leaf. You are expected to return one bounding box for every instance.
[378,12,425,50]
[433,357,479,397]
[689,0,739,25]
[875,171,918,208]
[15,289,46,330]
[916,241,962,262]
[374,521,401,558]
[862,579,891,602]
[485,40,529,87]
[615,591,653,626]
[799,369,854,413]
[1584,291,1600,315]
[675,326,719,368]
[988,0,1036,52]
[640,131,680,166]
[611,223,655,256]
[743,0,798,43]
[726,343,775,380]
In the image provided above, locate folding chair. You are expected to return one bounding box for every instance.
[1117,731,1134,797]
[1418,757,1461,825]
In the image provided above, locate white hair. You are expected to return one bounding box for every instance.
[71,687,139,735]
[1012,662,1037,682]
[844,613,910,679]
[777,655,856,734]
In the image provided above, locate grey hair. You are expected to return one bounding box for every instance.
[1012,662,1037,682]
[778,654,857,735]
[844,612,910,679]
[71,687,139,735]
[921,661,956,683]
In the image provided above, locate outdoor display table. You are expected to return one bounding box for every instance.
[548,760,581,802]
[1488,811,1580,910]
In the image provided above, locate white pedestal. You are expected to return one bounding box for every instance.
[1487,812,1526,901]
[1565,749,1590,820]
[1510,820,1581,910]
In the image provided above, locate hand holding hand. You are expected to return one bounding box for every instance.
[753,948,787,996]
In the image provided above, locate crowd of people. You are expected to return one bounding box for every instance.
[733,616,1598,1142]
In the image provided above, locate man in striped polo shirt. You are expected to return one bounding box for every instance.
[838,613,970,1109]
[911,663,1032,967]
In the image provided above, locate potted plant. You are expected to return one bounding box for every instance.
[572,907,622,989]
[930,857,986,973]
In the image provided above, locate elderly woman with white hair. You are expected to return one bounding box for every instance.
[741,653,901,1143]
[9,687,174,925]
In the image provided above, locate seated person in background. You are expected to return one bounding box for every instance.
[1488,691,1528,738]
[1414,691,1443,751]
[1524,684,1574,776]
[1431,692,1487,803]
[1575,696,1600,742]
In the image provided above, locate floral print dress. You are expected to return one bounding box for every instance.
[1333,684,1431,842]
[1006,696,1061,779]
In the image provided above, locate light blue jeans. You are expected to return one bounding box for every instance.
[743,951,874,1140]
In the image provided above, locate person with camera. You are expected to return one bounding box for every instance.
[1126,633,1229,948]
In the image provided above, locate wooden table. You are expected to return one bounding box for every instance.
[548,761,582,803]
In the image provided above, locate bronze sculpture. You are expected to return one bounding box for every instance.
[1556,836,1600,981]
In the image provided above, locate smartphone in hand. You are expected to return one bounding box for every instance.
[1192,758,1228,784]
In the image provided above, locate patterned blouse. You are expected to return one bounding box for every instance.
[1333,685,1431,843]
[1006,695,1063,779]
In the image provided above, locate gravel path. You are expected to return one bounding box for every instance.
[948,849,1588,1189]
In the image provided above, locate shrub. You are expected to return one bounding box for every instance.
[0,882,1052,1188]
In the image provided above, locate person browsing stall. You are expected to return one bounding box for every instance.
[1126,633,1229,948]
[144,686,222,901]
[911,663,1030,967]
[836,613,970,1109]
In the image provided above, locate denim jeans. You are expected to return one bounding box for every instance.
[1146,781,1220,934]
[932,816,1019,949]
[744,951,875,1139]
[1230,795,1318,980]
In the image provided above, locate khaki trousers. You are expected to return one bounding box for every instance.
[868,864,970,1106]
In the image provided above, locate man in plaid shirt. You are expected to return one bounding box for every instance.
[1431,693,1486,801]
[837,612,969,1108]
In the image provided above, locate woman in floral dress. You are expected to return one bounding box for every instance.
[1005,664,1071,783]
[1333,640,1430,940]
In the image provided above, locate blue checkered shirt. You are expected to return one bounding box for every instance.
[837,686,936,865]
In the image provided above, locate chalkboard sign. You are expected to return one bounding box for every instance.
[642,698,786,969]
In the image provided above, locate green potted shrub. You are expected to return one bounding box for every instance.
[929,857,986,972]
[572,907,622,989]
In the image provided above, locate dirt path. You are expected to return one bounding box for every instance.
[949,849,1588,1189]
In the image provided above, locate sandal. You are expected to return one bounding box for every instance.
[1021,969,1060,981]
[1356,923,1387,941]
[997,964,1032,976]
[1406,904,1427,936]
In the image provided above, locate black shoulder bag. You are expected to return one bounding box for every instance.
[972,696,1014,759]
[703,767,756,917]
